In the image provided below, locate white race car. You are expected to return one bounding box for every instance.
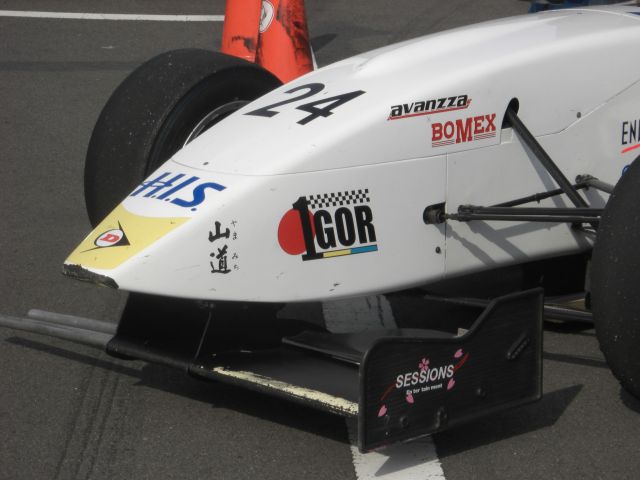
[6,5,640,450]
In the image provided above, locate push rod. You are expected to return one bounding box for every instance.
[506,108,589,209]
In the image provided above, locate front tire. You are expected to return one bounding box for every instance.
[591,157,640,398]
[84,49,282,227]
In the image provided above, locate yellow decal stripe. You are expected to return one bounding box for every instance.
[65,204,189,270]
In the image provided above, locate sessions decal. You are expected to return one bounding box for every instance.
[388,95,471,120]
[278,189,377,261]
[376,349,470,420]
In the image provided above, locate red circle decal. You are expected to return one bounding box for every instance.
[278,209,314,255]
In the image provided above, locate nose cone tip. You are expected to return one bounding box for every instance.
[63,203,190,280]
[62,263,119,289]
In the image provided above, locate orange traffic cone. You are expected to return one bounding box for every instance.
[220,0,262,63]
[221,0,314,84]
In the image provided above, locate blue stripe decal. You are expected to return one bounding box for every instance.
[351,245,378,254]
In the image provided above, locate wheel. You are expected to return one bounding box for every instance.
[591,156,640,398]
[84,48,282,227]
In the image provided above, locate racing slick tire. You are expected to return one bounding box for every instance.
[591,157,640,399]
[84,49,282,227]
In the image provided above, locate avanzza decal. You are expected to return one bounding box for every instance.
[388,95,470,120]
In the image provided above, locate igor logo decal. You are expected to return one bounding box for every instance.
[130,171,226,211]
[278,189,378,261]
[432,113,497,147]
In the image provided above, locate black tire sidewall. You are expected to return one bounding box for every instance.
[592,157,640,398]
[84,49,281,227]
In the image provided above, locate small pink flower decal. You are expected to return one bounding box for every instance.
[454,349,463,359]
[419,358,430,372]
[406,393,414,404]
[447,378,456,390]
[378,405,388,417]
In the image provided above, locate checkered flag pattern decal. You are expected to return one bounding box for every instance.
[306,189,370,209]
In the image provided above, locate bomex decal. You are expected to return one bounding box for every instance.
[130,171,226,211]
[278,189,378,261]
[432,113,497,147]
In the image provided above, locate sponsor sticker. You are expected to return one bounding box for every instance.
[278,189,378,261]
[93,226,129,249]
[377,349,470,418]
[621,119,640,154]
[65,204,189,270]
[259,0,274,33]
[431,113,497,147]
[208,220,240,274]
[93,224,129,248]
[388,95,471,120]
[129,171,226,211]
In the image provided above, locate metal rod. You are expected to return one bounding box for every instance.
[459,206,602,217]
[0,314,113,348]
[27,309,117,335]
[506,108,589,209]
[576,175,615,194]
[445,213,600,223]
[544,305,592,323]
[493,184,589,208]
[422,295,592,323]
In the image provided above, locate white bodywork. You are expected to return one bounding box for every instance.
[65,7,640,302]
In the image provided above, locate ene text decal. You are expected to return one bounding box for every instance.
[621,119,640,154]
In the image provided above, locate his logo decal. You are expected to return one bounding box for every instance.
[130,171,226,211]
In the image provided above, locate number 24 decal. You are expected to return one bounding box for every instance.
[245,83,365,125]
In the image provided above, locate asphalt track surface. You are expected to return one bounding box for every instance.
[1,1,640,479]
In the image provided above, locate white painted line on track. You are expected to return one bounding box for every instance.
[323,296,447,480]
[347,420,445,480]
[0,10,223,21]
